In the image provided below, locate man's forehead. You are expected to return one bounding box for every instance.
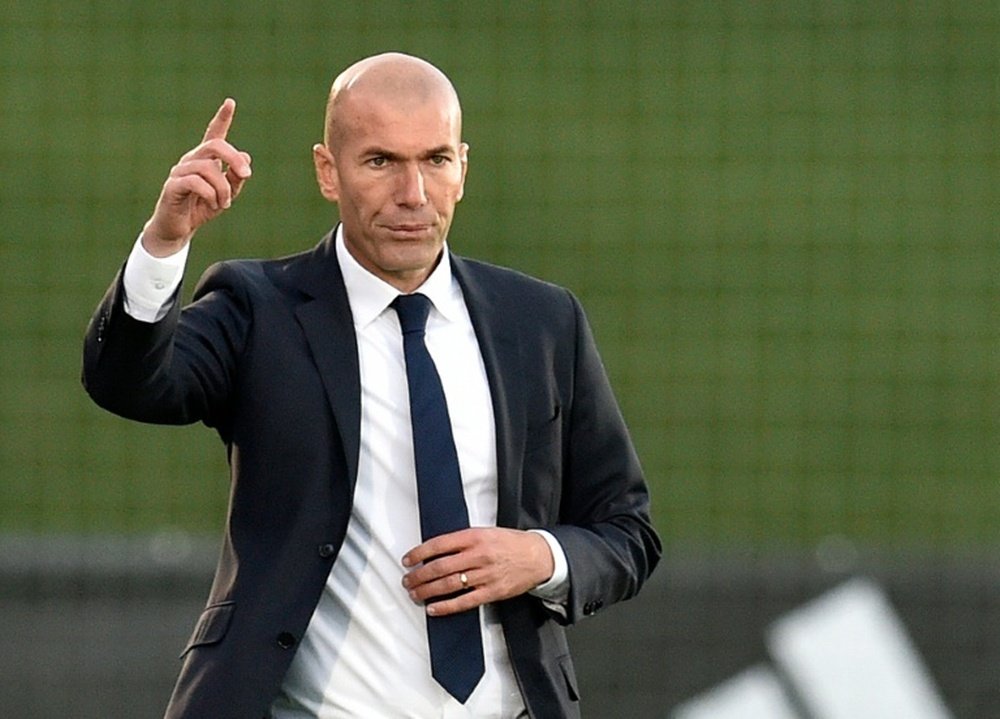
[350,87,456,117]
[338,74,460,124]
[338,93,462,146]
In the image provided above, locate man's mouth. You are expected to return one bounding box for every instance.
[384,223,434,236]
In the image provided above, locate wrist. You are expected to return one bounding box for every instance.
[140,221,192,258]
[527,530,555,585]
[527,529,569,601]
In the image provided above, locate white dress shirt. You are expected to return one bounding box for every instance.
[121,228,568,718]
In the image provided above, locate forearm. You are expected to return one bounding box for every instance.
[82,249,246,427]
[81,268,189,423]
[549,292,662,623]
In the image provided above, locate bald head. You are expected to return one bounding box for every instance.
[323,52,462,150]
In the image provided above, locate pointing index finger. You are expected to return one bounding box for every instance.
[202,97,237,143]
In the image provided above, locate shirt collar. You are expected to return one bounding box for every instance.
[334,224,463,329]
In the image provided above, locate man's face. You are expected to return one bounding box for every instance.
[315,92,468,292]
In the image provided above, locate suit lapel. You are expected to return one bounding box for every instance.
[282,241,524,524]
[452,255,526,528]
[291,232,362,493]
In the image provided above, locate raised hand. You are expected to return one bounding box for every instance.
[141,98,253,257]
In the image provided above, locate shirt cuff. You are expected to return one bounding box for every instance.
[122,235,189,322]
[527,529,570,610]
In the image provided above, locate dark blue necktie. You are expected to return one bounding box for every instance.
[393,293,485,703]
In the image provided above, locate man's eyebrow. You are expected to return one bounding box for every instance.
[423,145,455,158]
[358,145,456,160]
[359,146,402,160]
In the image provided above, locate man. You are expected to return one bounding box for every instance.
[83,52,660,719]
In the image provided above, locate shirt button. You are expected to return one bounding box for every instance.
[153,280,166,290]
[318,543,336,559]
[276,632,297,650]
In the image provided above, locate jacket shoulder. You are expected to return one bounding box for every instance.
[192,247,316,304]
[452,255,578,312]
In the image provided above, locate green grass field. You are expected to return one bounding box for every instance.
[1,0,998,546]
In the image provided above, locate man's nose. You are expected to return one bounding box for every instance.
[395,164,427,207]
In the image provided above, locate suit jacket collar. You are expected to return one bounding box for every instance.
[289,229,363,494]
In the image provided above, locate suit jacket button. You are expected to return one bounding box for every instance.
[318,543,336,559]
[276,632,297,649]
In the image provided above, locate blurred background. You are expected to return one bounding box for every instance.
[1,1,998,716]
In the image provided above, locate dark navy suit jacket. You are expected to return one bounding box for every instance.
[82,228,661,719]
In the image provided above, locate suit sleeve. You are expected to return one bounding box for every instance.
[82,261,252,433]
[545,291,662,625]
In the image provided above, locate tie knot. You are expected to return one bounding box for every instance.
[393,293,432,335]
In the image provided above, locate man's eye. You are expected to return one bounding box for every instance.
[430,155,448,166]
[368,157,387,168]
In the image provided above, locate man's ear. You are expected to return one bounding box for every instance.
[456,142,469,202]
[312,143,339,202]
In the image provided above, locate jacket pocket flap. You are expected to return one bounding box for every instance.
[181,601,235,657]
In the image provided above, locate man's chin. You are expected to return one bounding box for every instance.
[373,248,444,285]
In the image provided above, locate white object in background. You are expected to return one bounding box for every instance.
[767,577,953,719]
[670,665,801,719]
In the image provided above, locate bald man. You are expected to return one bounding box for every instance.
[83,53,660,719]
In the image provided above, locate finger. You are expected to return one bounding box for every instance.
[402,551,463,590]
[226,152,253,200]
[236,150,253,177]
[407,570,472,604]
[171,159,234,209]
[402,529,473,568]
[185,140,252,179]
[163,174,227,212]
[404,556,472,594]
[426,587,489,617]
[228,171,247,203]
[202,97,236,143]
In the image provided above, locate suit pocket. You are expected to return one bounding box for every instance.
[180,600,236,657]
[524,403,561,454]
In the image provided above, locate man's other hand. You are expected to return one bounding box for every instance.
[401,528,556,616]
